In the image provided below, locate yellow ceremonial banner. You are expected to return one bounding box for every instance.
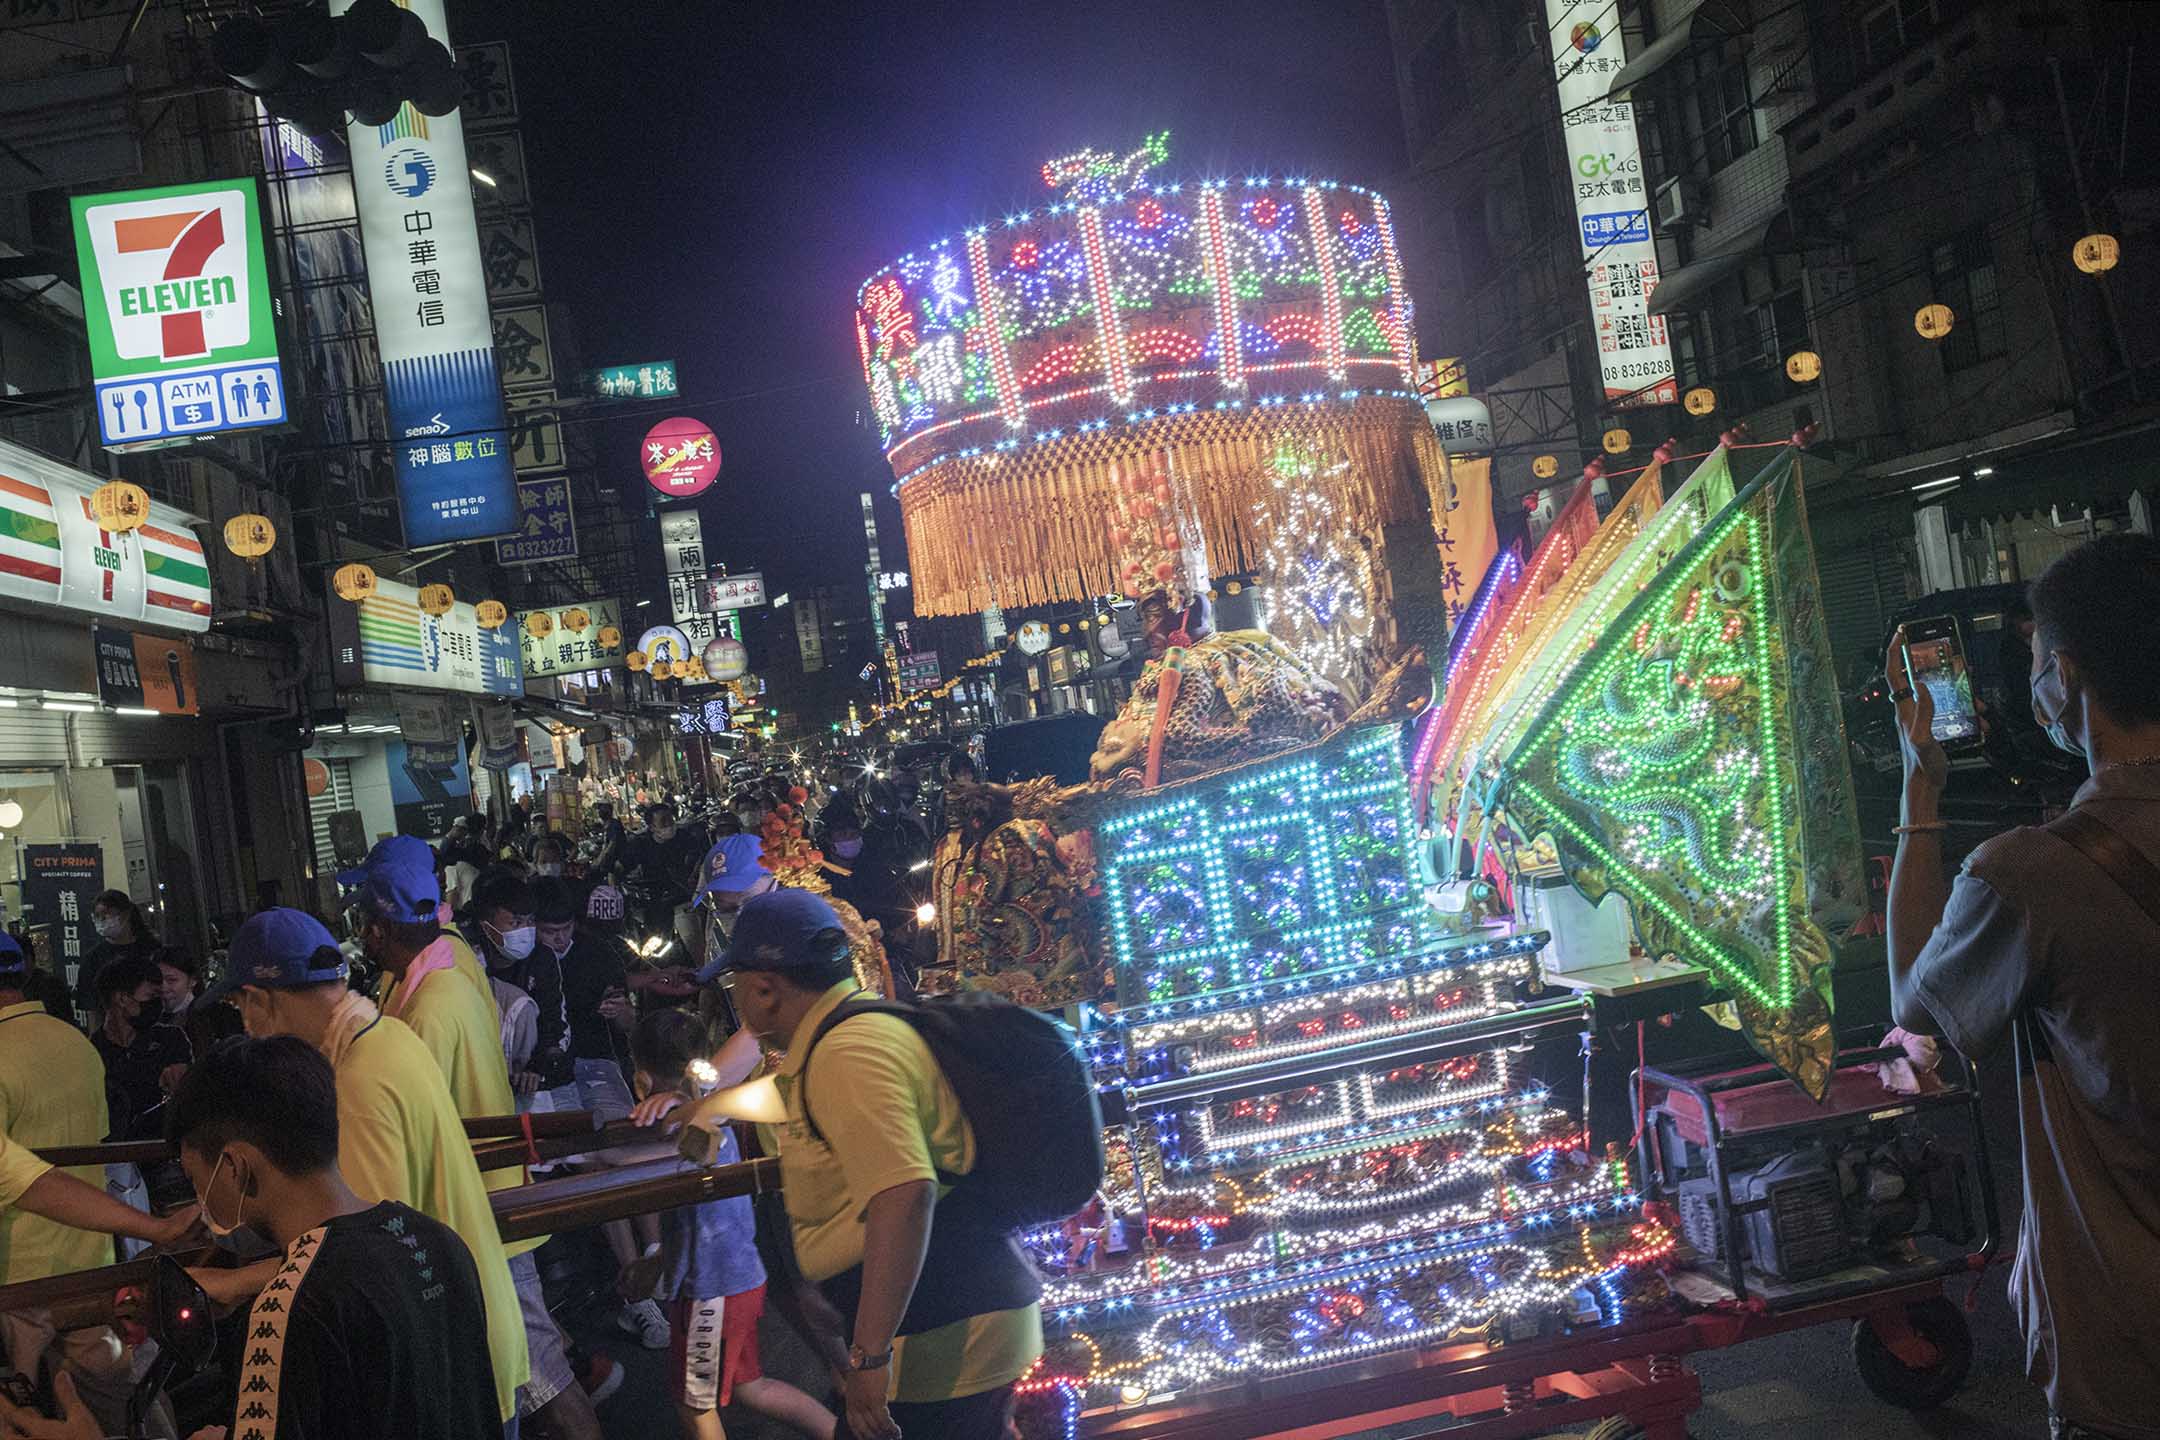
[1436,452,1498,635]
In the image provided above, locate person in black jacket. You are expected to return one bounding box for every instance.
[74,890,160,1025]
[0,1034,504,1440]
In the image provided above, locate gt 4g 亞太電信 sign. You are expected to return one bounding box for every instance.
[71,178,288,450]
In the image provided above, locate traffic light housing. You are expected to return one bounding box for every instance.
[211,0,462,134]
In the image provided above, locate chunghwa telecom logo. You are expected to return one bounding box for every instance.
[384,144,438,198]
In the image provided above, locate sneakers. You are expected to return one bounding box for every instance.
[579,1351,625,1406]
[616,1297,672,1350]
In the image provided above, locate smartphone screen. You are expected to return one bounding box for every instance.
[1903,622,1981,746]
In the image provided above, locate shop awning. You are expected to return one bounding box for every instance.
[1647,215,1780,316]
[1598,0,1747,102]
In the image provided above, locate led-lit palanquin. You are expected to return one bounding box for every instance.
[857,137,1700,1434]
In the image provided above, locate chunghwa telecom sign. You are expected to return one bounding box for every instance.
[71,178,288,449]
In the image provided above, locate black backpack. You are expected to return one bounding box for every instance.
[800,990,1105,1232]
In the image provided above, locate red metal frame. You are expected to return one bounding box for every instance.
[1069,1267,1984,1438]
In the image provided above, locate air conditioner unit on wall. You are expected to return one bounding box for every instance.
[1654,176,1710,229]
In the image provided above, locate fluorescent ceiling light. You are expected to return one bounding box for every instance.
[42,701,94,712]
[113,707,161,717]
[471,168,497,187]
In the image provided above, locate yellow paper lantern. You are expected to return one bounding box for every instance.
[475,600,508,630]
[1531,454,1559,479]
[524,610,555,640]
[89,481,150,533]
[1785,350,1823,383]
[626,649,649,672]
[1601,428,1631,455]
[562,607,591,633]
[2072,233,2120,275]
[1682,386,1717,416]
[1914,303,1955,341]
[417,583,455,617]
[1226,580,1243,596]
[222,513,276,558]
[332,563,378,602]
[649,658,675,680]
[596,625,622,649]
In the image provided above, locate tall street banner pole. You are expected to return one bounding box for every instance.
[334,0,518,545]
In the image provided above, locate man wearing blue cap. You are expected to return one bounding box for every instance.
[680,890,1041,1440]
[200,908,530,1431]
[0,932,193,1436]
[338,835,497,1029]
[345,859,602,1440]
[688,834,777,985]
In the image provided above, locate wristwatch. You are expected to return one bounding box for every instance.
[847,1343,895,1372]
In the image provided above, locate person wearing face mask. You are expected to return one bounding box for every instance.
[139,1035,499,1440]
[462,869,570,1096]
[153,948,199,1025]
[0,932,194,1439]
[194,909,529,1433]
[340,836,499,1030]
[532,834,571,880]
[689,834,779,973]
[88,956,191,1127]
[1888,534,2160,1440]
[73,890,159,1028]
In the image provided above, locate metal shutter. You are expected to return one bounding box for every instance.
[307,758,356,873]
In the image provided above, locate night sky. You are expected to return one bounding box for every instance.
[456,0,1405,606]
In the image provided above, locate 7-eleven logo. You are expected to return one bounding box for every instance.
[84,189,251,365]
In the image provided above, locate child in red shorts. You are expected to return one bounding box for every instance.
[630,1010,836,1440]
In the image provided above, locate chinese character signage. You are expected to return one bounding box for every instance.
[0,436,212,631]
[519,598,625,678]
[641,417,721,498]
[708,572,767,611]
[492,303,553,388]
[21,844,103,1015]
[582,361,677,399]
[1547,0,1676,408]
[334,0,518,545]
[70,178,287,449]
[497,475,576,565]
[900,650,942,692]
[328,574,522,695]
[92,627,200,714]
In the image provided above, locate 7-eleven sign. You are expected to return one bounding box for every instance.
[71,178,286,450]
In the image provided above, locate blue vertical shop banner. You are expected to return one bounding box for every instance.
[334,0,516,545]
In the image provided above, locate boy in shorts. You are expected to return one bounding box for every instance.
[627,1009,835,1440]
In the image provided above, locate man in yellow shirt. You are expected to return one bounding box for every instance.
[0,934,192,1436]
[338,835,498,1028]
[712,890,1042,1440]
[202,909,529,1431]
[346,851,601,1440]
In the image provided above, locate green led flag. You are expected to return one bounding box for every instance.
[1497,449,1864,1096]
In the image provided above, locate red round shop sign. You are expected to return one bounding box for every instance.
[641,417,722,498]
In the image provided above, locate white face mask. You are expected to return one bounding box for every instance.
[201,1151,246,1239]
[488,922,537,961]
[94,915,126,941]
[535,862,564,877]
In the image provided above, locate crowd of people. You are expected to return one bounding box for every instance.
[0,765,1032,1440]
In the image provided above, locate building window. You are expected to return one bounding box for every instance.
[1930,233,2006,373]
[1860,0,1944,71]
[1656,43,1760,178]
